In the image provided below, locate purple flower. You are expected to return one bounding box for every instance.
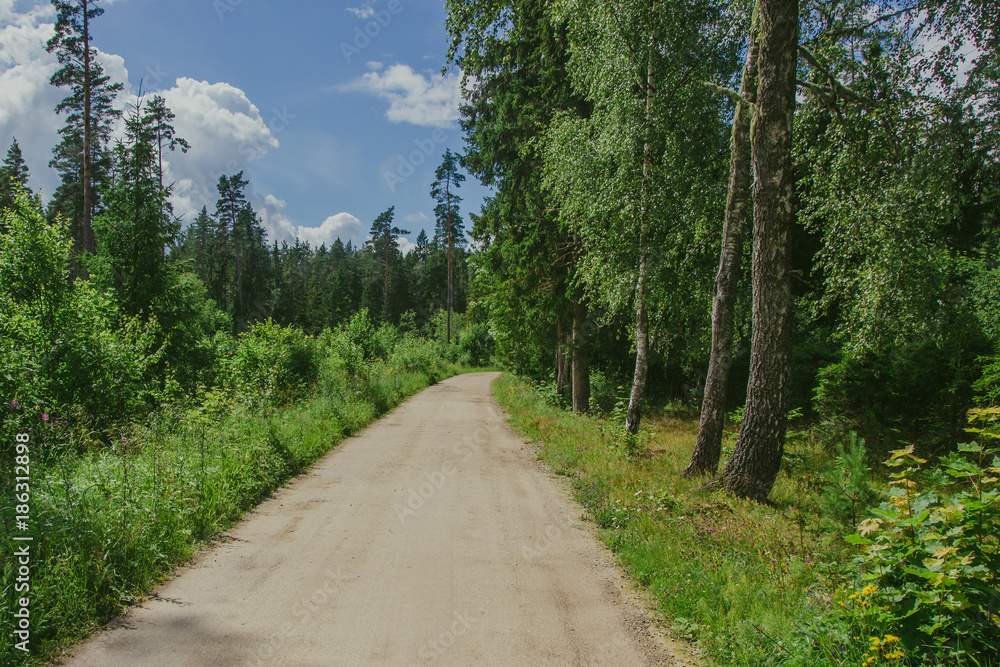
[42,413,49,422]
[10,400,18,409]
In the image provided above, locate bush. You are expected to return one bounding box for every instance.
[457,323,493,366]
[588,370,624,414]
[1,195,163,450]
[227,320,318,407]
[843,415,1000,665]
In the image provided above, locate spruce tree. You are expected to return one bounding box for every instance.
[0,139,32,229]
[144,95,190,214]
[92,96,176,318]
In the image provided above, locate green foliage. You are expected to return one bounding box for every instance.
[227,320,319,407]
[817,433,879,533]
[456,322,493,366]
[0,330,456,665]
[844,420,1000,665]
[587,370,625,414]
[1,190,161,447]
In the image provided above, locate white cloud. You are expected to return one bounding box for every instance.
[297,212,363,248]
[396,236,416,255]
[256,194,364,248]
[155,77,279,224]
[0,3,128,197]
[345,4,374,19]
[343,63,462,128]
[367,61,384,71]
[403,211,429,224]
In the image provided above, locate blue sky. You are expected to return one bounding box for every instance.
[0,0,490,251]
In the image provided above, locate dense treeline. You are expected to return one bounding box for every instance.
[447,0,1000,466]
[0,0,485,455]
[447,0,999,663]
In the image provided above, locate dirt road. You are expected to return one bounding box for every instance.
[61,373,691,666]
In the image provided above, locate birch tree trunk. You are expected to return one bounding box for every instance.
[686,18,760,476]
[718,0,798,502]
[625,42,657,435]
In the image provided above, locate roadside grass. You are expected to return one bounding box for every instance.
[0,361,456,666]
[494,373,879,667]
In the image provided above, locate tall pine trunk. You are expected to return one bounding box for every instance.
[446,180,453,345]
[625,42,657,435]
[81,0,93,272]
[686,20,760,477]
[384,239,390,322]
[718,0,798,502]
[571,288,589,413]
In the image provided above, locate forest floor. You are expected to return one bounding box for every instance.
[54,373,692,667]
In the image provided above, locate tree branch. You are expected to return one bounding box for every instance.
[797,45,875,109]
[700,80,755,107]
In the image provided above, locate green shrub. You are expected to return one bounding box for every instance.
[588,370,624,414]
[843,415,1000,665]
[228,320,318,406]
[457,323,493,366]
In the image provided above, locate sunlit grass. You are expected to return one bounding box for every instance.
[494,373,865,667]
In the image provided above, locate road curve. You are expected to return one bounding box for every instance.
[59,373,691,667]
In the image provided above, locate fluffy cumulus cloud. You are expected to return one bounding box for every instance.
[155,77,280,224]
[1,2,358,248]
[396,236,416,255]
[0,2,69,195]
[258,194,363,248]
[344,64,462,128]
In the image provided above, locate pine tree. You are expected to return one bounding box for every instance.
[365,206,409,322]
[431,149,466,344]
[46,0,123,272]
[0,139,32,230]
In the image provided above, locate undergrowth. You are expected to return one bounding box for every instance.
[0,319,459,666]
[493,374,999,667]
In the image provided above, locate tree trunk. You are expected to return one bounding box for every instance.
[556,316,570,402]
[625,42,656,435]
[81,0,93,274]
[686,17,760,477]
[446,179,453,345]
[384,239,390,322]
[235,223,245,333]
[718,0,798,502]
[571,289,589,413]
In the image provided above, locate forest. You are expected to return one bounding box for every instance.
[1,0,998,664]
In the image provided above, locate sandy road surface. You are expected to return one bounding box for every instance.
[60,373,692,667]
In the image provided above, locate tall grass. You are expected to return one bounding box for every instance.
[0,329,457,666]
[493,374,926,667]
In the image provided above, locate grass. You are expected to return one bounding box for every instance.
[493,373,885,667]
[0,361,456,666]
